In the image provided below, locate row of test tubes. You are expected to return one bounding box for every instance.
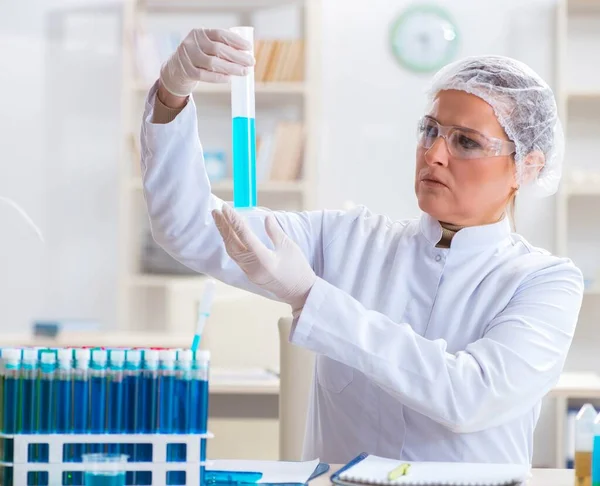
[0,347,210,439]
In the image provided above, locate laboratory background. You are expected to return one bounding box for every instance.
[1,0,600,475]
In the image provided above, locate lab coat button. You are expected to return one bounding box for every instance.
[435,255,442,262]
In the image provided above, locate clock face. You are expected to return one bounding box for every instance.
[390,4,459,73]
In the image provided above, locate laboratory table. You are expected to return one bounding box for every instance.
[312,465,574,486]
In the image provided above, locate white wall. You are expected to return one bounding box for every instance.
[0,0,121,331]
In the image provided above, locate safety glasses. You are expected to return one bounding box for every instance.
[417,116,516,160]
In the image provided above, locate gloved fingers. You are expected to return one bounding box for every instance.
[221,204,271,261]
[191,29,254,72]
[182,42,249,78]
[203,28,252,51]
[264,214,287,250]
[212,209,247,257]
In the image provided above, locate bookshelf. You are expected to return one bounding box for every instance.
[118,0,321,339]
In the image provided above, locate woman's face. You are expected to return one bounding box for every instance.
[414,89,517,226]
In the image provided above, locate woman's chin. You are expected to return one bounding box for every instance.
[416,193,450,220]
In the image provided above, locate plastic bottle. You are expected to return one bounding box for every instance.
[592,413,600,486]
[577,403,597,486]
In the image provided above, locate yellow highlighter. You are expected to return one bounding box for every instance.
[387,463,411,481]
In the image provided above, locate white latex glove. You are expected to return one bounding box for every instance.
[160,28,255,97]
[212,204,317,315]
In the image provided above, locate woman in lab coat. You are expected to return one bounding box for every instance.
[141,29,583,465]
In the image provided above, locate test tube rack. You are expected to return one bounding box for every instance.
[0,432,212,486]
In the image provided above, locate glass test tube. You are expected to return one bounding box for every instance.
[90,350,107,450]
[158,350,176,434]
[107,350,125,435]
[193,350,210,466]
[39,351,57,434]
[140,350,159,434]
[123,350,141,434]
[2,349,21,434]
[73,349,91,462]
[56,349,73,434]
[175,350,193,434]
[577,404,597,485]
[230,26,257,209]
[0,348,4,433]
[20,348,38,434]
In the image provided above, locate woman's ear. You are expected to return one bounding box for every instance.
[519,150,545,186]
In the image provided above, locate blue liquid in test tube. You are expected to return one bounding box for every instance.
[123,350,141,476]
[56,349,73,434]
[20,349,38,434]
[159,350,176,434]
[175,350,193,434]
[2,349,21,434]
[73,349,91,462]
[191,350,210,469]
[90,350,108,453]
[39,350,57,434]
[139,350,158,435]
[230,26,257,209]
[107,350,125,455]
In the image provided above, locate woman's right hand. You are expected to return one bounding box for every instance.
[158,28,255,101]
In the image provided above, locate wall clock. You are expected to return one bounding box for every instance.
[389,4,460,73]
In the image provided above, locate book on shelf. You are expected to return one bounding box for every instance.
[133,31,305,86]
[254,121,304,183]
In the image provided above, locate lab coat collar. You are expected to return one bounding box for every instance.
[419,212,512,250]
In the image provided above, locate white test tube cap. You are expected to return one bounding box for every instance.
[57,348,72,362]
[22,348,38,362]
[92,349,108,365]
[41,352,56,364]
[110,349,126,365]
[3,348,21,363]
[126,350,142,363]
[144,350,159,362]
[159,349,177,365]
[178,350,193,362]
[75,349,91,370]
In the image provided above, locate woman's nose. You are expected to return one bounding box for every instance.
[424,136,450,167]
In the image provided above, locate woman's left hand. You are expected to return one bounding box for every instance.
[212,204,316,315]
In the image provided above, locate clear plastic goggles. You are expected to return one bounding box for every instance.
[417,116,516,160]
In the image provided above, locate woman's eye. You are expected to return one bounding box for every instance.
[457,134,482,150]
[424,124,438,137]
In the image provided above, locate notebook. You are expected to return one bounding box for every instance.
[331,453,531,486]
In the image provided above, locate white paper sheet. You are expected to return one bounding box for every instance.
[208,459,320,484]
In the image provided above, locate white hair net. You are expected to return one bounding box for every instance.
[427,55,564,197]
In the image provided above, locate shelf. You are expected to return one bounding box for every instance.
[568,0,600,13]
[210,368,280,395]
[131,178,305,194]
[128,274,207,288]
[135,82,305,96]
[584,286,600,295]
[567,90,600,100]
[549,372,600,398]
[563,181,600,196]
[138,0,303,13]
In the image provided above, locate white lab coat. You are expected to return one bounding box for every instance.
[140,83,584,465]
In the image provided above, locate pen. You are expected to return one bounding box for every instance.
[387,463,411,481]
